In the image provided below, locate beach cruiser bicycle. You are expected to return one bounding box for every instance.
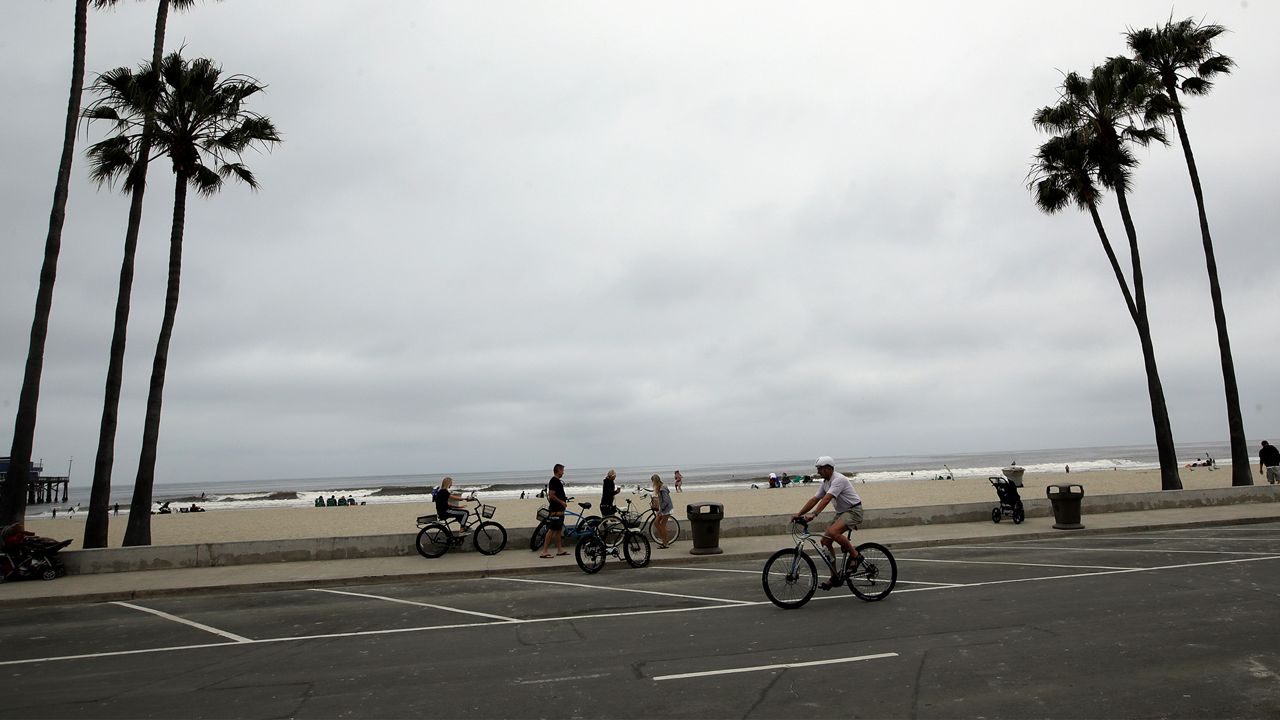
[575,521,651,574]
[530,498,603,552]
[415,494,508,558]
[761,519,897,609]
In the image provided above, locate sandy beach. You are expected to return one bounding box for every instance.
[23,467,1256,549]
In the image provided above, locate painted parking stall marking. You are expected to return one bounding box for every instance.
[112,601,252,643]
[309,588,518,622]
[653,652,899,682]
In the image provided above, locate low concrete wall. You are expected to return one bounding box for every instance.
[59,485,1280,575]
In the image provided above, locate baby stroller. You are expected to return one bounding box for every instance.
[989,476,1025,524]
[1,524,71,583]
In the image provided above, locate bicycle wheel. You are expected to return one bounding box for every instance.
[575,536,607,574]
[847,542,897,601]
[473,521,508,555]
[762,548,817,609]
[597,516,626,548]
[529,521,549,552]
[415,523,452,559]
[648,516,681,545]
[622,530,651,568]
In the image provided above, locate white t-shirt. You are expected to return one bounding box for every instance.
[815,472,862,513]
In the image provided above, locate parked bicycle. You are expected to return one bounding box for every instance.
[529,499,603,552]
[575,521,651,574]
[614,493,682,545]
[761,519,897,609]
[415,494,507,558]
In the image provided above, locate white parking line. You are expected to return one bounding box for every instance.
[487,576,753,605]
[938,545,1278,556]
[111,602,252,643]
[897,557,1131,571]
[309,588,517,622]
[8,551,1277,668]
[653,652,899,681]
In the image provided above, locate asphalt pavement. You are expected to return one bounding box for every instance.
[2,516,1279,719]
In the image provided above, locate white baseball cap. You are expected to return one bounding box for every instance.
[814,456,835,468]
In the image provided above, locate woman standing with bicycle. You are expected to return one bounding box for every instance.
[651,474,674,549]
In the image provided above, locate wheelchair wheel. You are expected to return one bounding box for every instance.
[991,507,1002,523]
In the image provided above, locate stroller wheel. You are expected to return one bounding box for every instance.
[991,507,1002,524]
[40,565,58,581]
[1012,504,1025,524]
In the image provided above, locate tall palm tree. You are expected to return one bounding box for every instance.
[84,0,218,549]
[85,52,281,545]
[1127,18,1249,486]
[1030,57,1183,491]
[2,0,120,528]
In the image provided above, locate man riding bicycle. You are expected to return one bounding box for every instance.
[791,456,863,590]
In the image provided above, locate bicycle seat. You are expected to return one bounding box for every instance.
[578,502,592,510]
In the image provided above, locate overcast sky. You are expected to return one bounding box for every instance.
[2,1,1278,486]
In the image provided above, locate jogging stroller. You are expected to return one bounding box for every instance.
[989,476,1025,524]
[1,524,71,583]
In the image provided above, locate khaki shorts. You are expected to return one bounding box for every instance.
[1267,466,1280,484]
[835,505,864,528]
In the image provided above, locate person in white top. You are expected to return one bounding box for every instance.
[791,456,864,590]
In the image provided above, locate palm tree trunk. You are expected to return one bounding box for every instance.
[1,0,90,527]
[85,0,174,548]
[1166,91,1251,486]
[123,172,186,546]
[1087,204,1140,326]
[1114,190,1183,491]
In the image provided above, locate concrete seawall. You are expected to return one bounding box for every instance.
[60,485,1280,575]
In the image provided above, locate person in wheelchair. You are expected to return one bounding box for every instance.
[434,477,469,530]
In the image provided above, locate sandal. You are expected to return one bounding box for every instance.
[539,554,553,559]
[556,551,569,556]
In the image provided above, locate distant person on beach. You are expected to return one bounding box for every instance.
[791,456,863,591]
[674,470,683,493]
[652,474,673,549]
[600,469,621,515]
[435,477,468,528]
[113,503,119,516]
[540,464,568,558]
[520,491,526,500]
[1260,441,1280,485]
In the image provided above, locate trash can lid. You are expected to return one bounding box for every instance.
[686,502,724,513]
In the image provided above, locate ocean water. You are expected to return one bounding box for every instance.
[34,440,1237,518]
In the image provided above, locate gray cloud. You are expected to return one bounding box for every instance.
[3,1,1278,487]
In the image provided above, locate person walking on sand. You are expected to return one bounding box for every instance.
[1260,441,1280,485]
[673,470,684,493]
[652,474,674,548]
[601,469,621,515]
[540,464,569,558]
[791,456,863,591]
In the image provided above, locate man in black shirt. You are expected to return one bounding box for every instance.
[540,464,568,558]
[1260,441,1280,485]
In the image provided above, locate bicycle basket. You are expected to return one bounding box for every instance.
[536,507,550,522]
[621,511,640,528]
[480,504,497,519]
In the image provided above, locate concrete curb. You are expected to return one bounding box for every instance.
[55,484,1280,575]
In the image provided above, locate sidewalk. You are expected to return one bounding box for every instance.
[2,503,1276,608]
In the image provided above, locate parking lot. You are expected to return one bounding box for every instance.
[3,522,1279,719]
